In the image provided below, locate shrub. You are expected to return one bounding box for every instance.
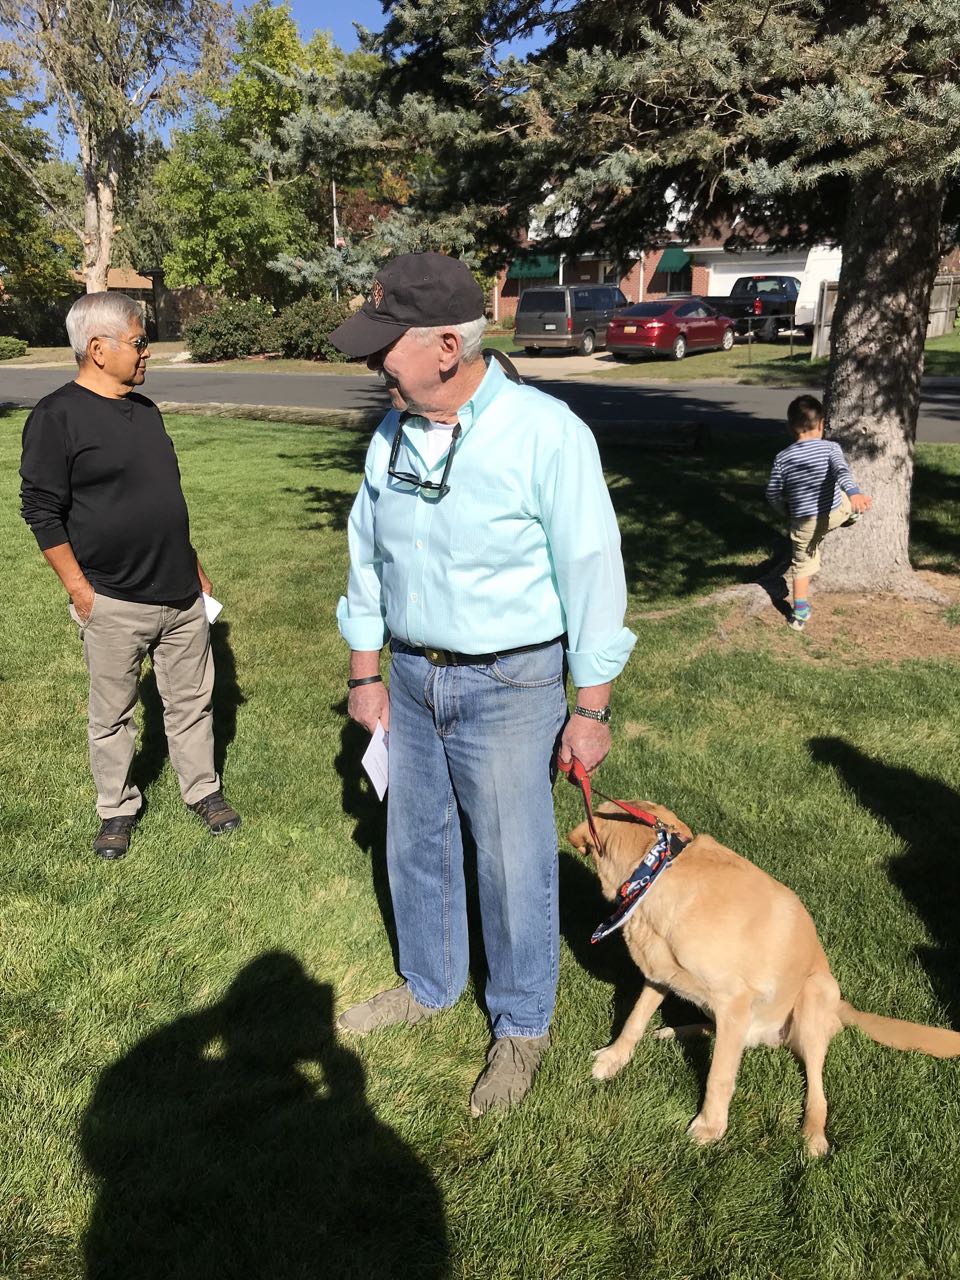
[183,297,274,363]
[0,336,28,361]
[270,295,353,363]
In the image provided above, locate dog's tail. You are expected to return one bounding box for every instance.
[839,1000,960,1058]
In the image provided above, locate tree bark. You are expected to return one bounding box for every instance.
[820,173,945,594]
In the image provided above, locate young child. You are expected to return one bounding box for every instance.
[766,394,872,631]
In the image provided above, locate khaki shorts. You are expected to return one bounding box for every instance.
[789,491,853,579]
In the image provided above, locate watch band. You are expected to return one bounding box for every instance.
[347,674,384,689]
[574,704,611,724]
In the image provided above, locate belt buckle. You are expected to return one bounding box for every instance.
[425,647,449,667]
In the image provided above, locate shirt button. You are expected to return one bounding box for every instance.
[416,540,424,549]
[410,592,418,602]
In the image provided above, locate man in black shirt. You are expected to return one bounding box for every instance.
[20,292,241,858]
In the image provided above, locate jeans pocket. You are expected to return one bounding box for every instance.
[488,643,563,688]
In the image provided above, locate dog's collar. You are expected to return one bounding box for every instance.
[590,828,688,943]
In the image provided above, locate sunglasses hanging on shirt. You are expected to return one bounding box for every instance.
[388,421,461,498]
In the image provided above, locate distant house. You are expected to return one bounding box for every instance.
[68,268,210,340]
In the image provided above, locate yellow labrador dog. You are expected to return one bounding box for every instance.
[569,800,960,1157]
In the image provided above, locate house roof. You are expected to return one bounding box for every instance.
[69,268,155,290]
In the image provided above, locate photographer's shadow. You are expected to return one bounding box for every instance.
[81,952,447,1280]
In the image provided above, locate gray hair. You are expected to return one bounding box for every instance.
[66,292,143,362]
[409,316,488,363]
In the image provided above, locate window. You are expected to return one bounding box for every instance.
[573,289,594,311]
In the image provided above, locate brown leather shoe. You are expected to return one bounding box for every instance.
[93,815,136,860]
[188,790,241,834]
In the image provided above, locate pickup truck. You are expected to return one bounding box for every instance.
[703,275,800,340]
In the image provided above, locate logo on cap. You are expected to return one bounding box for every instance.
[372,279,384,310]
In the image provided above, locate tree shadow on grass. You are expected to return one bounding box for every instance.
[909,458,960,572]
[595,437,786,604]
[81,952,447,1280]
[133,620,245,800]
[808,736,960,1027]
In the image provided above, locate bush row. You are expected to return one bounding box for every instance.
[0,336,29,361]
[183,295,353,363]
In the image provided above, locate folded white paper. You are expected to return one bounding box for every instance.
[203,592,224,624]
[361,721,389,800]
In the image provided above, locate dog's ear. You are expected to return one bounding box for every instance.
[567,819,597,856]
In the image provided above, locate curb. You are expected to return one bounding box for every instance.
[153,401,382,429]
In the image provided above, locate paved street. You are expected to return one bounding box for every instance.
[3,361,960,441]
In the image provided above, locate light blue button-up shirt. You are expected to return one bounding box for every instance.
[336,357,636,687]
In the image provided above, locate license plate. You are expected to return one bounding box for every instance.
[623,325,637,333]
[544,323,557,331]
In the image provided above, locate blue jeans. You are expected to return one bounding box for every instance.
[387,641,568,1038]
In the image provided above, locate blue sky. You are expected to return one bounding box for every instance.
[285,0,390,49]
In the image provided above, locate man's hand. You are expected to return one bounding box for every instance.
[348,683,390,734]
[850,492,872,514]
[558,716,611,775]
[196,558,213,596]
[72,578,95,623]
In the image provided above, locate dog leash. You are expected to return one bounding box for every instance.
[559,755,691,943]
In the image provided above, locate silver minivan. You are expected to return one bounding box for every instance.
[514,284,628,355]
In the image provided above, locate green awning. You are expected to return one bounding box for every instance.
[656,245,691,273]
[506,253,560,280]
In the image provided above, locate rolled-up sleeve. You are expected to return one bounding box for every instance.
[539,417,636,687]
[20,405,71,550]
[336,449,390,652]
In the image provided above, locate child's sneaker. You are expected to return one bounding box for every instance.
[789,602,811,631]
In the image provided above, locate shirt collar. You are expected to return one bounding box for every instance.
[400,354,507,442]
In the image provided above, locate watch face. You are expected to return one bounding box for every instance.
[599,707,612,724]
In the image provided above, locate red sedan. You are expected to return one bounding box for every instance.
[606,299,735,360]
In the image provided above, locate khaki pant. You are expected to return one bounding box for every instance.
[788,491,853,580]
[70,592,217,819]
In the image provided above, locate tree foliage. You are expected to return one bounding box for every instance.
[360,0,960,592]
[0,85,74,339]
[0,0,230,290]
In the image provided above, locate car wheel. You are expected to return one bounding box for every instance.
[578,330,596,356]
[671,335,687,361]
[761,318,780,342]
[523,347,540,356]
[721,327,734,351]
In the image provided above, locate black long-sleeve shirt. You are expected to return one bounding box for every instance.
[20,382,200,603]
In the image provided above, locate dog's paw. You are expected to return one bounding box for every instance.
[687,1113,727,1145]
[803,1132,830,1159]
[591,1045,628,1080]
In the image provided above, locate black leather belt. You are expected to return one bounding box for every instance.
[392,636,564,668]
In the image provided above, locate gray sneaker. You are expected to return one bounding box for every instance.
[469,1033,550,1117]
[336,985,439,1035]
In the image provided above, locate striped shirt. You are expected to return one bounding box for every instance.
[766,438,861,520]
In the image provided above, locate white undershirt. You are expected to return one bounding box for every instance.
[410,419,458,469]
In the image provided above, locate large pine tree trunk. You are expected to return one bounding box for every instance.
[820,174,944,593]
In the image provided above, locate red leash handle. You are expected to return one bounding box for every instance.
[560,755,665,854]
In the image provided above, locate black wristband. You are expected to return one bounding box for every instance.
[347,674,384,689]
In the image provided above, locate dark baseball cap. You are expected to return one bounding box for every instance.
[328,251,485,358]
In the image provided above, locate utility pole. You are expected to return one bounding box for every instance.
[331,178,340,302]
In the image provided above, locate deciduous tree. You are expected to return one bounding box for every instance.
[0,0,229,291]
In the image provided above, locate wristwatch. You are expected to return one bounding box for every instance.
[574,705,612,724]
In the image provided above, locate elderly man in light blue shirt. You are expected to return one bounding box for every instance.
[331,252,636,1116]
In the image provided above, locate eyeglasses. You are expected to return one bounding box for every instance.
[95,335,150,353]
[388,420,461,498]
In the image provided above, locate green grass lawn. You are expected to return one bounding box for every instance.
[3,410,960,1279]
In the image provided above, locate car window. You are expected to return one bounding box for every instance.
[620,303,671,317]
[517,290,566,312]
[674,302,697,317]
[613,289,627,308]
[573,289,594,311]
